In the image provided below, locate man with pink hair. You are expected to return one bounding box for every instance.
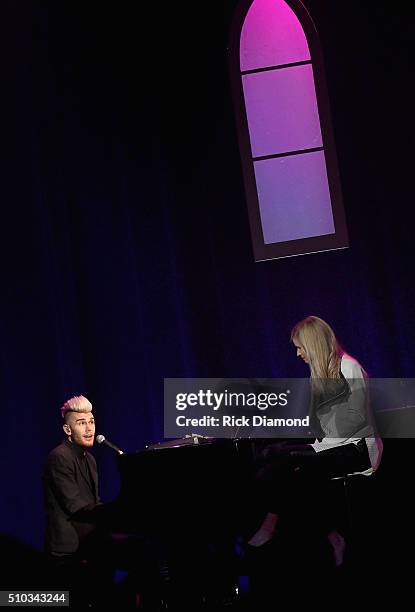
[43,395,161,607]
[44,395,100,557]
[42,394,111,606]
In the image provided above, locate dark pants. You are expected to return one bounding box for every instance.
[48,532,161,609]
[252,439,371,534]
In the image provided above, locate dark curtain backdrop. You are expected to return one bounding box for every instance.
[1,1,414,551]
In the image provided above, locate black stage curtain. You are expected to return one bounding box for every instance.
[0,1,414,551]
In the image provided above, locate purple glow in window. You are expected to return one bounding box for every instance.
[240,0,310,71]
[254,151,335,244]
[242,64,322,158]
[229,0,348,259]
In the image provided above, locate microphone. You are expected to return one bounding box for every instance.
[96,434,124,455]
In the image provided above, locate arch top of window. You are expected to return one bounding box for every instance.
[240,0,311,72]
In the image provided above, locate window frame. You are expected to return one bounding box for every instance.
[228,0,348,261]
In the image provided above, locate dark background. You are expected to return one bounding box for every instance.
[0,0,413,563]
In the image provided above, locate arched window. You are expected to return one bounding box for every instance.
[228,0,348,260]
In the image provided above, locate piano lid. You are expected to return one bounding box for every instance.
[144,435,214,450]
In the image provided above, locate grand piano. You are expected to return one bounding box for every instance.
[109,436,266,608]
[100,434,344,607]
[115,436,261,540]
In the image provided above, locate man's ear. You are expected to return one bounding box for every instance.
[63,422,71,436]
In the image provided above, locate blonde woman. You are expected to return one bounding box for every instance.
[247,316,382,566]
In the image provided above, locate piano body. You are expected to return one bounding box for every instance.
[105,437,266,607]
[97,435,318,607]
[115,437,260,540]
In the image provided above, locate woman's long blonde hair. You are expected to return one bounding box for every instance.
[291,316,343,379]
